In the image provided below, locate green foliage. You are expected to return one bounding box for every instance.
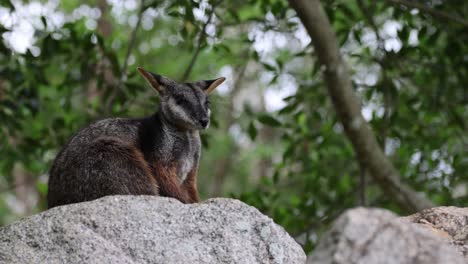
[0,0,467,254]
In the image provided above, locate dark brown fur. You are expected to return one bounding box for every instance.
[47,68,224,208]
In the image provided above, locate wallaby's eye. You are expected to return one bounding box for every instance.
[175,98,186,105]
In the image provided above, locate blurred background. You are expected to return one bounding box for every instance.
[0,0,466,253]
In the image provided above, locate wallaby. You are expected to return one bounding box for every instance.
[47,67,225,208]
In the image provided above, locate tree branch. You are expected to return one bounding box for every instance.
[385,0,468,28]
[180,1,220,81]
[0,79,4,101]
[210,62,247,197]
[105,0,146,114]
[355,0,384,205]
[358,0,403,151]
[358,160,367,206]
[357,0,384,49]
[288,0,435,212]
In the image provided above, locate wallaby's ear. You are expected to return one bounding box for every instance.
[197,77,226,95]
[137,67,165,93]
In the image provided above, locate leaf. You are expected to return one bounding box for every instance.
[272,170,279,184]
[168,10,182,18]
[41,16,47,30]
[214,43,231,54]
[104,50,121,76]
[0,0,14,10]
[228,8,240,22]
[251,50,260,61]
[144,0,161,9]
[290,195,301,206]
[293,51,307,57]
[338,3,356,21]
[0,24,8,35]
[258,113,282,127]
[248,121,257,140]
[124,81,145,96]
[36,181,48,195]
[278,102,297,115]
[269,74,278,85]
[338,174,351,192]
[282,95,296,102]
[283,143,295,160]
[200,133,209,148]
[262,63,276,72]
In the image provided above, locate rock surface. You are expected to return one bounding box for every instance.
[308,207,465,264]
[403,206,468,260]
[0,196,305,264]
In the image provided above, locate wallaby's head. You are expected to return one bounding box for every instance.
[137,67,225,130]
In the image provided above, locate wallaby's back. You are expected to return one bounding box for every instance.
[47,118,158,208]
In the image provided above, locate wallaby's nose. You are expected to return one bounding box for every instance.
[200,118,209,128]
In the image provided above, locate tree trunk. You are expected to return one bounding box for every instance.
[288,0,434,212]
[13,163,37,215]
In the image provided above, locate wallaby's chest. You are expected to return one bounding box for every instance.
[158,130,201,182]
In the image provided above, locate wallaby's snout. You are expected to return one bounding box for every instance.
[200,117,209,129]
